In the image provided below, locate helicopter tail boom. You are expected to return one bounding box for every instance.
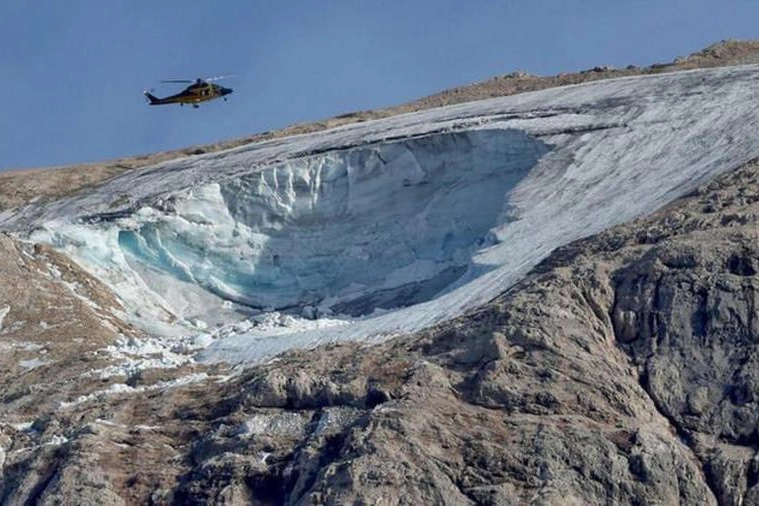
[144,91,165,105]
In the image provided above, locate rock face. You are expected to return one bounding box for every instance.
[0,154,757,504]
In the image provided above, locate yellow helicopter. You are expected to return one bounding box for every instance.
[144,76,233,108]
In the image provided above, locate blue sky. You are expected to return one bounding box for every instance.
[1,0,758,170]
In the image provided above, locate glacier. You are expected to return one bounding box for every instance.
[5,64,759,364]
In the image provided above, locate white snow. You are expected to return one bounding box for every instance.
[18,358,48,371]
[59,373,212,408]
[9,422,34,432]
[87,313,349,378]
[6,64,759,365]
[236,413,308,437]
[0,306,10,331]
[43,434,69,447]
[92,335,197,378]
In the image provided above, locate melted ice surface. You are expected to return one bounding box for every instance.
[6,64,759,363]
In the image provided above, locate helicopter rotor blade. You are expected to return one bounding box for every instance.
[157,75,234,85]
[204,74,235,82]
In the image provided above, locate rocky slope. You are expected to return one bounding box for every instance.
[2,42,759,505]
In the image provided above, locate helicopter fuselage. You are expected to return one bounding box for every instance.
[145,81,233,108]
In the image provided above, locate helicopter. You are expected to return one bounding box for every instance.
[144,76,233,108]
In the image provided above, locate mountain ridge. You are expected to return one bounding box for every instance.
[2,39,759,211]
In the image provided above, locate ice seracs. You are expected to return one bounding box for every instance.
[6,64,759,364]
